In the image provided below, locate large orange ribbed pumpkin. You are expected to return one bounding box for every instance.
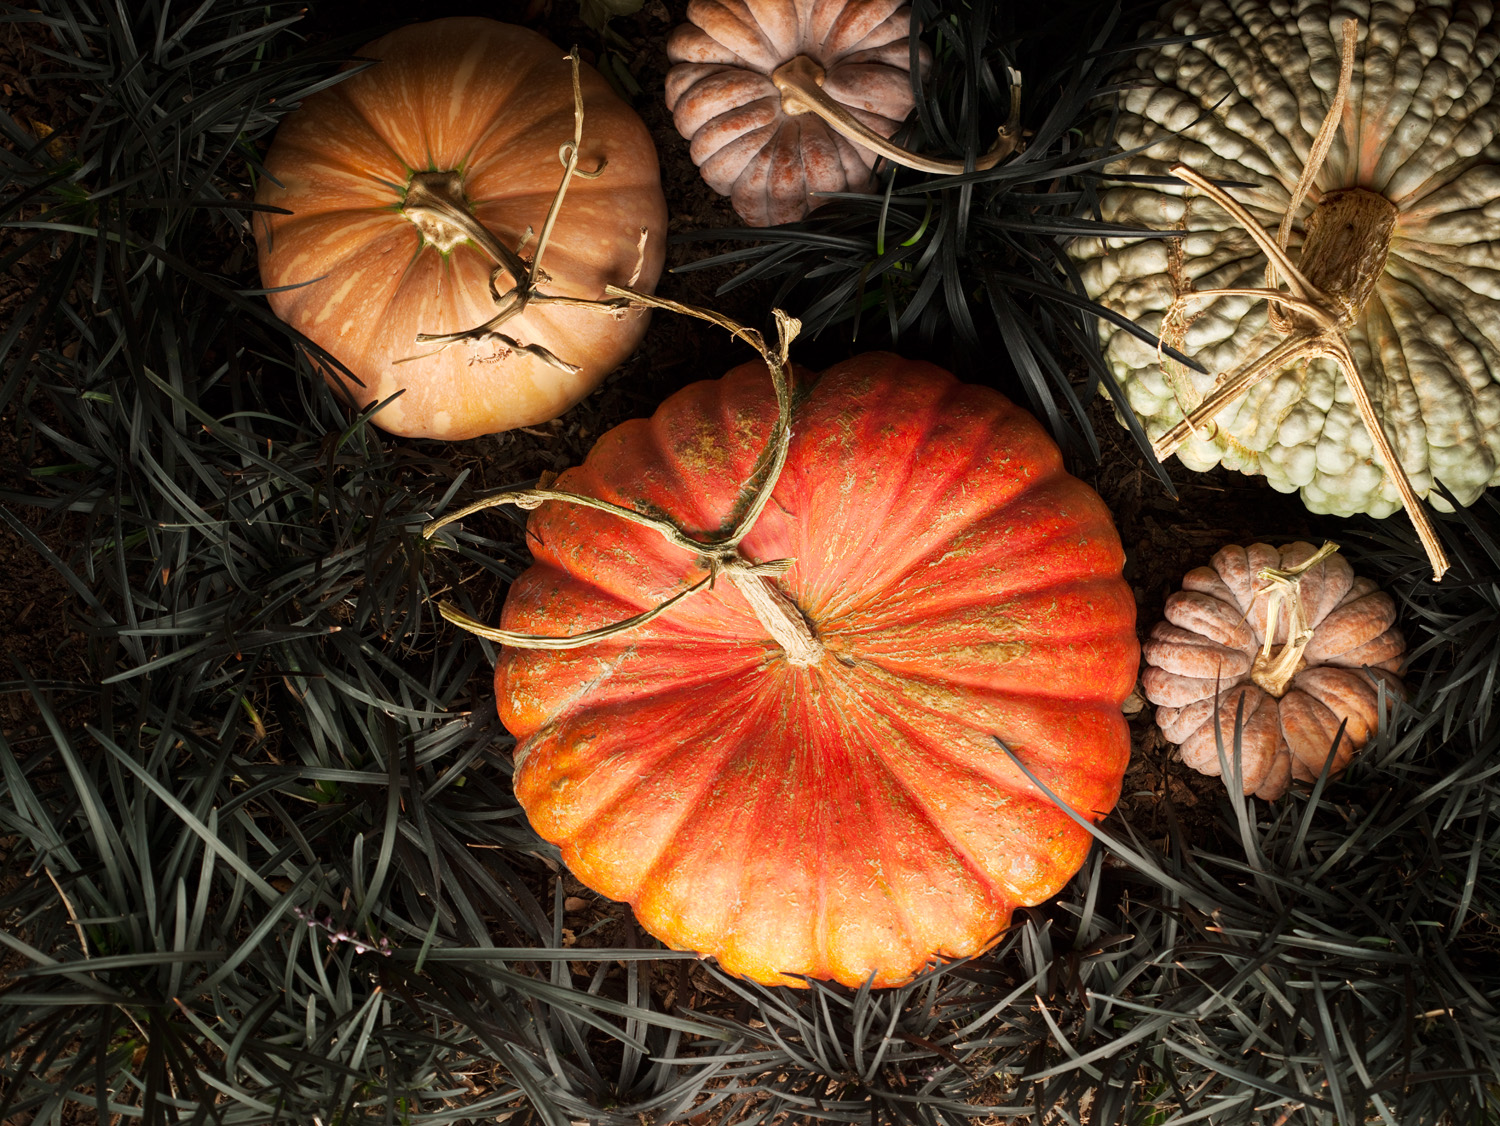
[254,19,667,440]
[496,352,1139,987]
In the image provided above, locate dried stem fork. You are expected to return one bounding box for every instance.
[397,48,646,375]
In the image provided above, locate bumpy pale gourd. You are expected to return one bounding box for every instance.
[255,19,667,440]
[666,0,925,225]
[497,352,1138,987]
[1143,542,1404,799]
[1069,0,1500,518]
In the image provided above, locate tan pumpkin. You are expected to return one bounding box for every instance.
[665,0,928,226]
[255,19,667,439]
[1142,542,1404,799]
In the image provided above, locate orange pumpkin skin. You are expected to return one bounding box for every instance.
[497,353,1139,987]
[254,19,667,440]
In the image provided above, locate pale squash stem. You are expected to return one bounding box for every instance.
[771,55,1023,175]
[1152,334,1316,458]
[1268,17,1359,319]
[1172,165,1332,309]
[1163,286,1341,336]
[1163,159,1450,581]
[1250,542,1340,696]
[1318,334,1450,581]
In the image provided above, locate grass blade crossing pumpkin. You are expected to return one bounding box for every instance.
[255,18,667,439]
[493,349,1139,987]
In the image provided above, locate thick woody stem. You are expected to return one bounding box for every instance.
[1161,148,1450,580]
[1267,17,1360,328]
[1249,542,1340,697]
[401,170,529,285]
[772,55,1023,176]
[727,569,823,667]
[1153,333,1320,457]
[1319,334,1449,581]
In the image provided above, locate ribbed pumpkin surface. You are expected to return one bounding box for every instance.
[665,0,923,225]
[497,353,1138,987]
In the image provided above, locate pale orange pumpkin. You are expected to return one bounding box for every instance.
[665,0,927,226]
[1143,542,1405,799]
[255,18,667,440]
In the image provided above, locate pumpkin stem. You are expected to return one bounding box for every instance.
[1249,542,1341,697]
[401,49,642,374]
[771,55,1023,176]
[401,170,529,286]
[424,300,826,666]
[1266,17,1360,328]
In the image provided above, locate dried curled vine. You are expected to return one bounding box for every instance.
[423,296,823,665]
[396,47,647,375]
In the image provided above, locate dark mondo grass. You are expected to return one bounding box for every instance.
[0,1,1497,1124]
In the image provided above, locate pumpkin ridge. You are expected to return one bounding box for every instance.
[266,221,417,324]
[517,665,775,872]
[812,673,1020,919]
[770,376,995,618]
[834,674,1068,815]
[840,588,1137,704]
[362,242,478,381]
[871,669,1129,808]
[452,62,580,174]
[504,625,771,721]
[821,762,930,981]
[510,547,718,631]
[502,640,772,733]
[301,92,416,183]
[263,143,407,212]
[851,700,1090,909]
[293,234,426,385]
[829,483,1124,629]
[323,80,426,180]
[634,666,842,983]
[777,373,1070,624]
[811,674,1003,981]
[357,22,555,170]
